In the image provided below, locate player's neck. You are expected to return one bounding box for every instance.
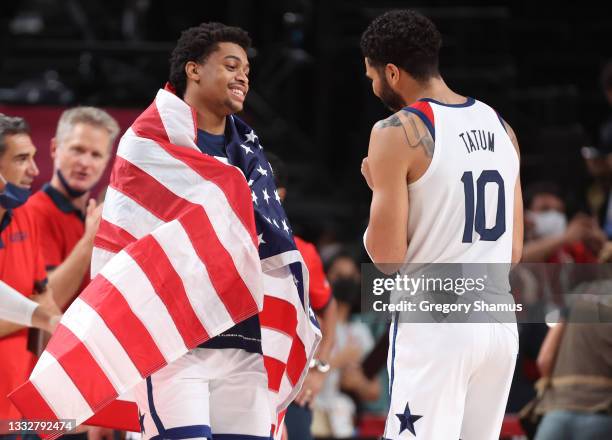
[50,175,89,212]
[410,77,465,106]
[183,93,226,135]
[0,206,6,220]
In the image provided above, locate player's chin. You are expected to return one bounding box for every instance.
[226,99,244,114]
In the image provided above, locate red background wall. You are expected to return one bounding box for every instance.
[0,105,142,198]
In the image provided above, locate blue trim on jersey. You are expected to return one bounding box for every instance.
[150,425,212,440]
[419,96,475,108]
[383,312,400,440]
[389,312,399,400]
[147,377,166,435]
[402,107,436,142]
[496,112,508,133]
[213,434,272,440]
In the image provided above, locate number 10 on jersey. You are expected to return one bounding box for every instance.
[461,170,506,243]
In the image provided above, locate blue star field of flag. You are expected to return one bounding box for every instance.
[197,114,315,318]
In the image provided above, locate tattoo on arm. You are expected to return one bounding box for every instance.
[404,113,435,157]
[374,114,403,129]
[374,112,435,157]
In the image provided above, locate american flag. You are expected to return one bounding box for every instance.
[9,86,320,439]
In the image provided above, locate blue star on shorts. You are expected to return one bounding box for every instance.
[396,401,422,436]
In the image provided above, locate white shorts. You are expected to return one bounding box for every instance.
[133,348,272,440]
[383,317,518,440]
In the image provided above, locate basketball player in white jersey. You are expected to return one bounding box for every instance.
[360,10,523,440]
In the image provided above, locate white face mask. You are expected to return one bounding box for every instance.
[531,210,567,238]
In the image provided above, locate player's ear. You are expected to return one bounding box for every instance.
[385,63,401,86]
[185,61,201,82]
[50,137,57,160]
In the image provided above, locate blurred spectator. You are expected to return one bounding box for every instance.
[23,107,118,440]
[582,60,612,238]
[522,182,606,263]
[313,253,380,438]
[599,60,612,175]
[326,251,362,285]
[266,153,338,440]
[509,182,605,417]
[0,114,54,429]
[533,296,612,439]
[26,107,118,310]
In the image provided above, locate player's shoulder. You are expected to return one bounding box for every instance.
[24,189,49,210]
[496,116,520,156]
[372,103,429,131]
[474,100,520,154]
[370,105,435,160]
[11,204,41,239]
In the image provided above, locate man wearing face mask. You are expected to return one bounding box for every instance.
[522,182,606,263]
[26,107,118,310]
[0,114,53,426]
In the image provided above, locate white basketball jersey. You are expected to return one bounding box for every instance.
[403,97,519,264]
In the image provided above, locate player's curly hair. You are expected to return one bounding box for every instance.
[169,22,251,98]
[360,9,442,82]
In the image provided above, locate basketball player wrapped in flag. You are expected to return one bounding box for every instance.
[9,85,321,439]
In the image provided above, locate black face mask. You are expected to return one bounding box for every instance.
[332,277,362,315]
[56,169,88,198]
[0,179,30,209]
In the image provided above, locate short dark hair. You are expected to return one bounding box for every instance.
[524,181,562,209]
[0,114,30,157]
[360,9,442,82]
[169,22,251,98]
[265,152,288,189]
[601,60,612,92]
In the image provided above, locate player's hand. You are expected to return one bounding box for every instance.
[563,214,592,244]
[334,336,362,368]
[339,364,366,392]
[598,241,612,262]
[361,157,373,190]
[31,286,62,333]
[84,199,103,243]
[294,369,326,408]
[87,426,115,440]
[584,219,606,255]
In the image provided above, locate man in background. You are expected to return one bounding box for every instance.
[26,107,118,310]
[0,114,53,434]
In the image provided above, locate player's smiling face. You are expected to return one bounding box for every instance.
[194,42,250,116]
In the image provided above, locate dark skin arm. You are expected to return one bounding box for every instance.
[362,111,434,273]
[294,298,337,407]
